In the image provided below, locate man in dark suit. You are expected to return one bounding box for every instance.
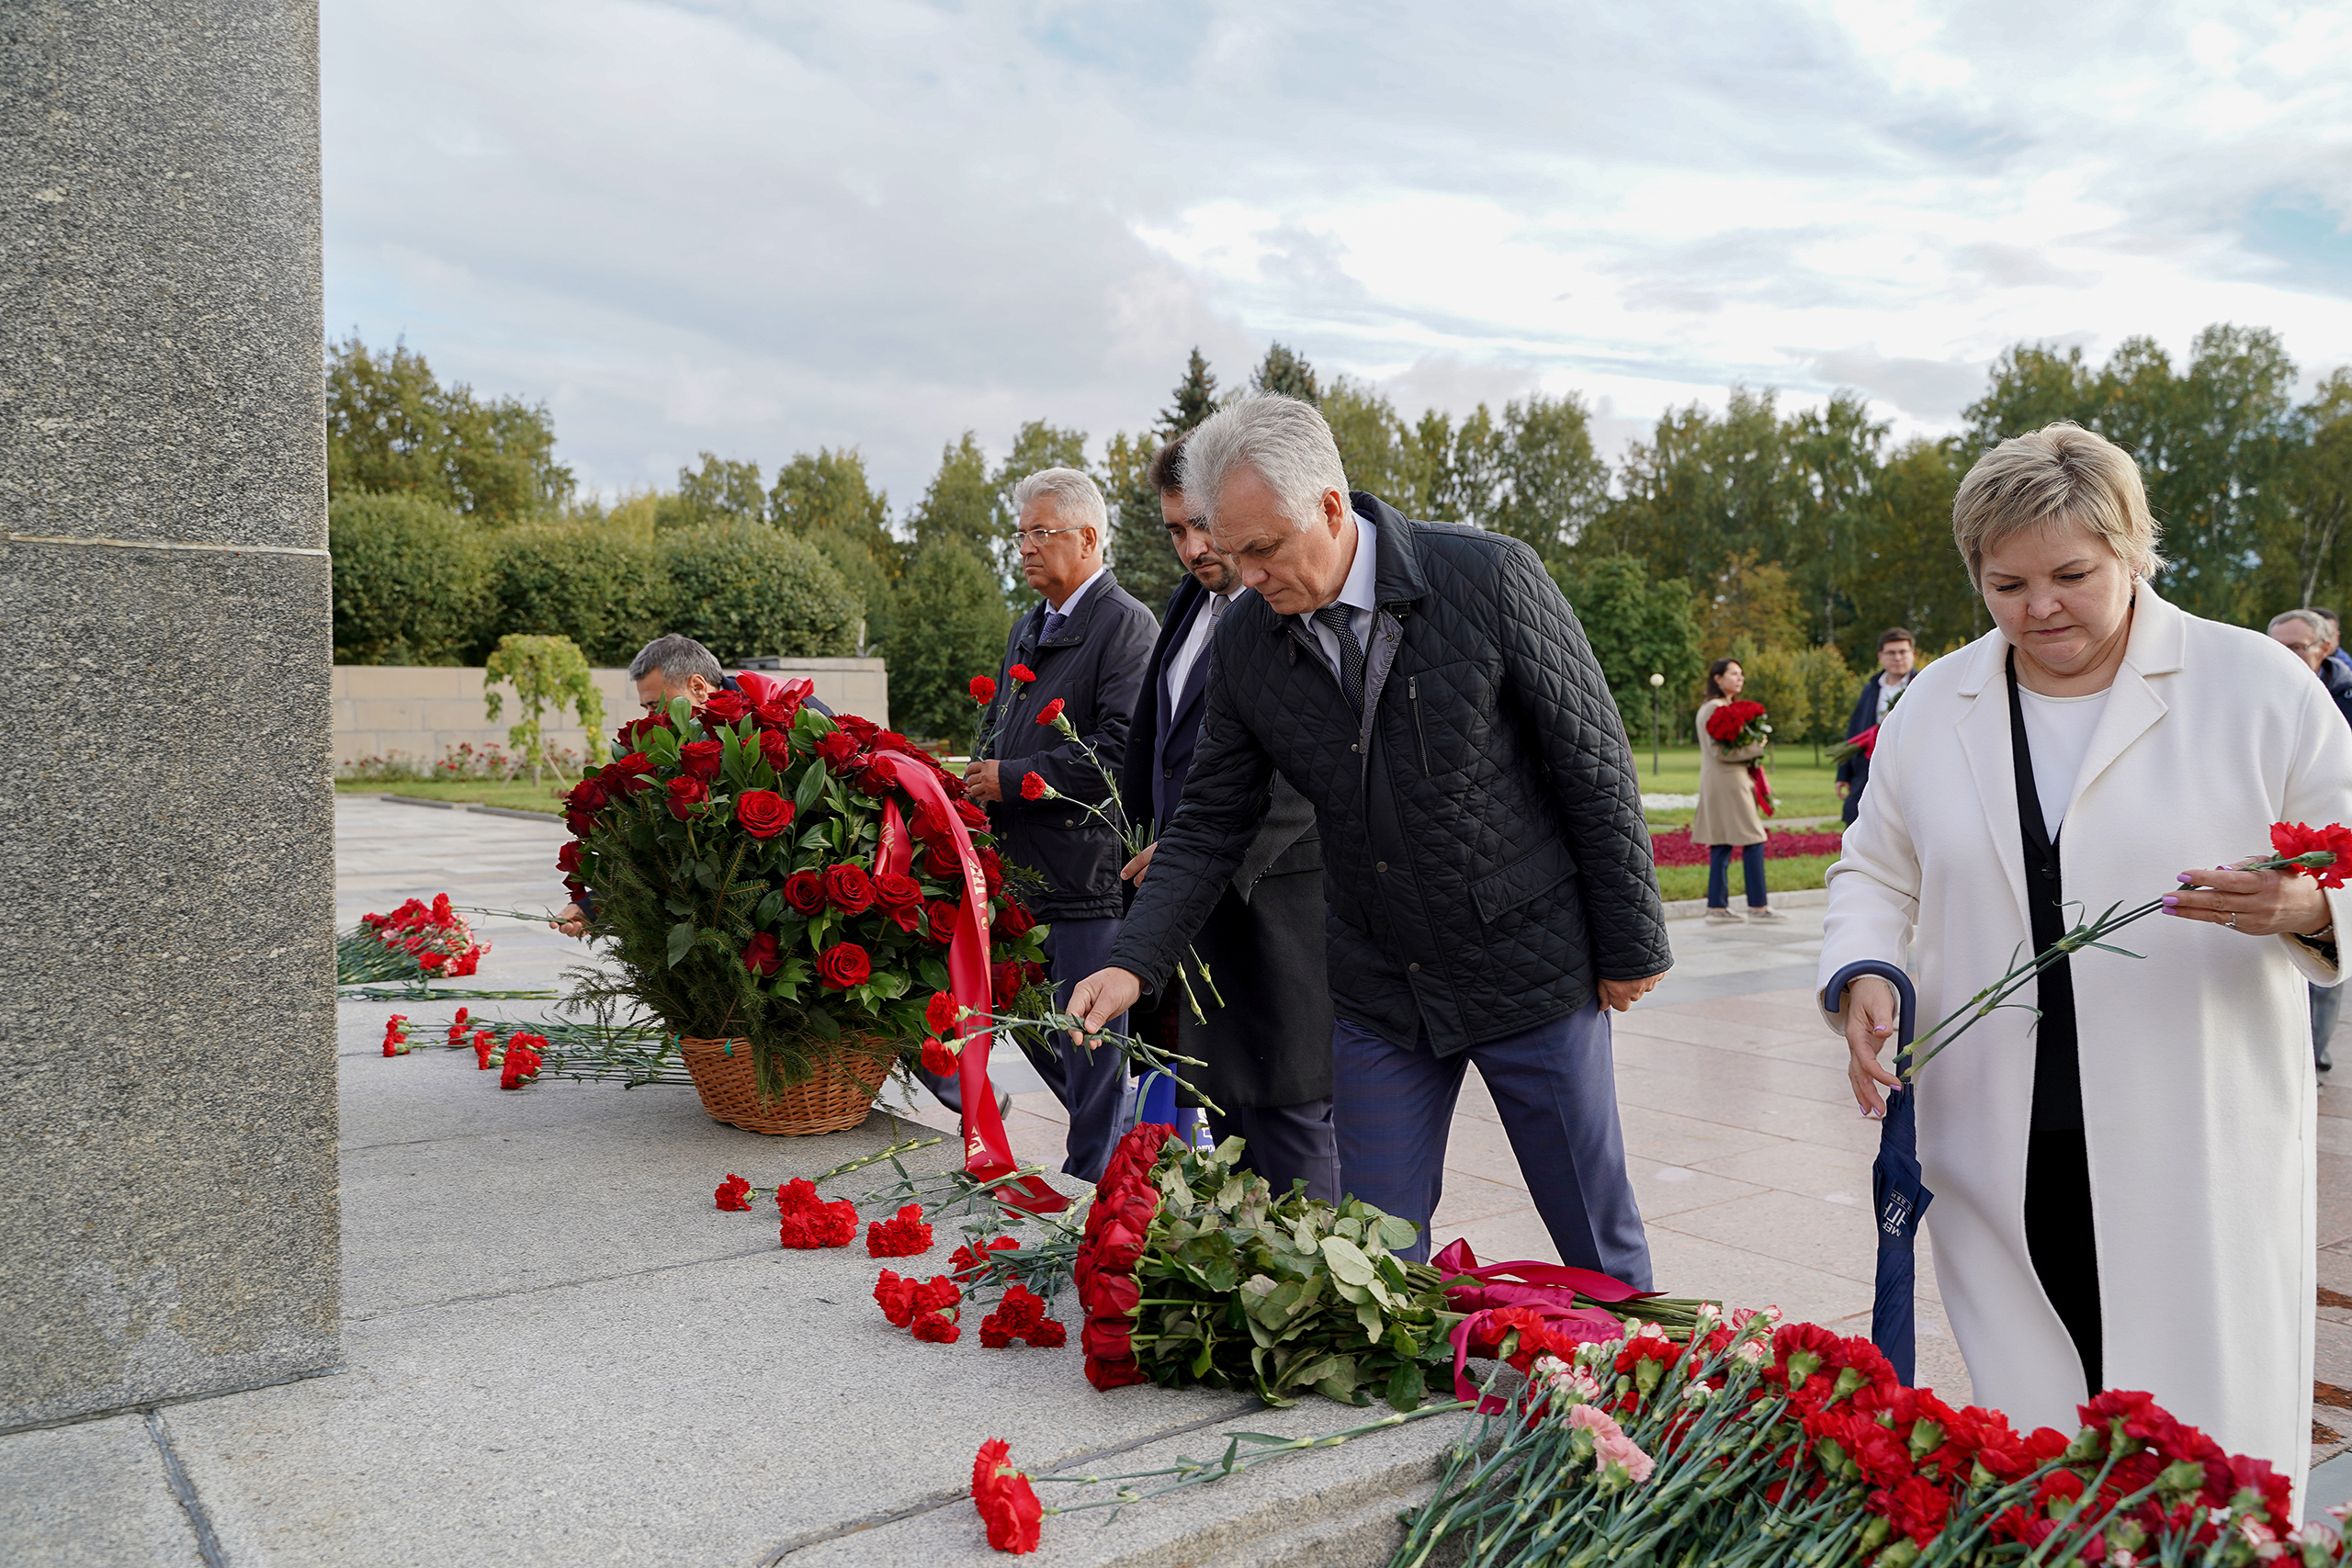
[1069,397,1671,1278]
[964,468,1159,1181]
[1837,626,1916,826]
[1117,433,1340,1201]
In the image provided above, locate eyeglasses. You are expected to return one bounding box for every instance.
[1012,526,1087,547]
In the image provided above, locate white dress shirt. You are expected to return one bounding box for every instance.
[1304,512,1378,683]
[1163,585,1245,704]
[1871,671,1911,723]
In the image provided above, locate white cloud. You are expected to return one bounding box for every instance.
[323,0,2352,502]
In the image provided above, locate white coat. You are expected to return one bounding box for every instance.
[1816,586,2351,1496]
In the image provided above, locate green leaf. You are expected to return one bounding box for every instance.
[1354,1299,1385,1345]
[1385,1359,1426,1413]
[1319,1235,1377,1288]
[665,920,696,967]
[1376,1215,1419,1252]
[793,763,827,818]
[804,1005,840,1040]
[918,956,950,992]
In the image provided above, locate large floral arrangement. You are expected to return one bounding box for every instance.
[1703,697,1769,751]
[558,679,1050,1093]
[337,893,486,983]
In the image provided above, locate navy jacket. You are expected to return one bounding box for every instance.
[979,572,1159,921]
[1838,674,1888,825]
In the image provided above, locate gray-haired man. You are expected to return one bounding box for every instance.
[1067,397,1671,1279]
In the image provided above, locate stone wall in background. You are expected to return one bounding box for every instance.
[333,658,891,773]
[0,3,340,1429]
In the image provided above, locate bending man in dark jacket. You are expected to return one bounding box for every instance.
[1118,432,1339,1201]
[965,468,1159,1182]
[1069,397,1672,1279]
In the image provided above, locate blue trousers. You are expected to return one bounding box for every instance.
[1330,1005,1652,1287]
[1205,1097,1341,1204]
[1707,842,1768,908]
[1023,917,1129,1182]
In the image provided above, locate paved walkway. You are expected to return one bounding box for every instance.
[11,796,2351,1566]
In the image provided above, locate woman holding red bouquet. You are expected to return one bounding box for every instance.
[1822,422,2352,1501]
[1692,660,1785,924]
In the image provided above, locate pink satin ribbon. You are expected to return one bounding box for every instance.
[1434,1238,1652,1409]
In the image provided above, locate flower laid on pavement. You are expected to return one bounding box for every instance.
[339,893,488,984]
[497,1034,546,1089]
[970,1439,1044,1554]
[444,1007,470,1044]
[714,1174,752,1212]
[866,1203,933,1258]
[876,1269,962,1343]
[471,1029,495,1069]
[380,1015,411,1056]
[978,1283,1065,1349]
[777,1178,858,1248]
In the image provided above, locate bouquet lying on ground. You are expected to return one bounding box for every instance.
[336,894,486,983]
[560,678,1052,1095]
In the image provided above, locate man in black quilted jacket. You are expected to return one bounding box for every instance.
[1069,397,1672,1280]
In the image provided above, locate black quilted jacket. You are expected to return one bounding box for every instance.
[1108,494,1672,1055]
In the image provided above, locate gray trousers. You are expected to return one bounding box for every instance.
[1329,1002,1651,1286]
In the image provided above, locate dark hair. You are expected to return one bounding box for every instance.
[1704,657,1742,701]
[1147,433,1189,498]
[1878,626,1916,649]
[2312,607,2341,631]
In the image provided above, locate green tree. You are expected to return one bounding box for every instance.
[662,521,861,664]
[880,542,1015,745]
[1322,377,1409,501]
[993,420,1091,512]
[1838,436,1981,660]
[1788,392,1892,648]
[1102,428,1185,614]
[774,446,899,649]
[484,520,673,667]
[328,491,494,664]
[1551,553,1703,747]
[1490,394,1610,567]
[484,633,605,780]
[1726,637,1814,758]
[1699,552,1808,658]
[2278,369,2352,609]
[658,452,767,529]
[1252,342,1322,405]
[910,432,1004,577]
[1161,347,1219,431]
[325,335,573,520]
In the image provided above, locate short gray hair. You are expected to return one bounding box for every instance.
[1010,467,1107,536]
[2270,609,2326,639]
[628,633,724,685]
[1183,394,1350,532]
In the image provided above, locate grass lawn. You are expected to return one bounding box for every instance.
[336,778,571,815]
[1656,852,1840,905]
[1632,744,1848,826]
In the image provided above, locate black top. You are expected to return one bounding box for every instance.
[2006,649,2084,1133]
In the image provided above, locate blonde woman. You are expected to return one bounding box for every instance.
[1821,422,2350,1496]
[1693,659,1783,923]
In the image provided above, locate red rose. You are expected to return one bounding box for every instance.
[715,1174,752,1212]
[856,754,900,797]
[1020,773,1048,802]
[665,776,707,819]
[564,777,608,815]
[992,899,1036,940]
[874,872,922,914]
[924,900,960,945]
[757,728,793,772]
[742,931,781,976]
[699,690,750,728]
[752,680,809,728]
[823,863,876,915]
[817,941,871,989]
[736,790,795,839]
[923,845,962,882]
[814,730,860,773]
[992,960,1025,1007]
[969,675,996,704]
[921,1037,956,1076]
[1008,664,1035,683]
[615,715,671,750]
[954,798,989,829]
[979,851,1004,897]
[835,715,880,747]
[602,751,656,794]
[783,870,828,915]
[565,810,598,839]
[557,840,583,875]
[680,739,725,780]
[1035,697,1065,726]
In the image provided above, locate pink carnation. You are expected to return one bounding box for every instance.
[1567,1404,1654,1483]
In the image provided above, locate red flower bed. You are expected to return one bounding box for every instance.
[1650,828,1844,866]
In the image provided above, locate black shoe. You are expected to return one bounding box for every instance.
[2320,1047,2334,1075]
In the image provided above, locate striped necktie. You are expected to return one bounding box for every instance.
[1312,604,1365,717]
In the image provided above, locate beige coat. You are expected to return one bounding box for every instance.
[1692,697,1768,847]
[1816,587,2348,1496]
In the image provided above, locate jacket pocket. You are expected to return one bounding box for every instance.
[1468,838,1577,925]
[1408,675,1431,776]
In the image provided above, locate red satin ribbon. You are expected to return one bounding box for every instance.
[1433,1238,1653,1410]
[1747,761,1775,818]
[870,753,1068,1214]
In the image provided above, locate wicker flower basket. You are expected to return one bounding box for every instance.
[677,1034,899,1135]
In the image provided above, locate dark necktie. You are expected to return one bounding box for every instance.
[1312,604,1365,717]
[1041,607,1069,644]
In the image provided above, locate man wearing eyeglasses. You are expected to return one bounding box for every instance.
[965,468,1158,1180]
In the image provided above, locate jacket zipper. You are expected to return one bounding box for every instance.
[1408,675,1430,776]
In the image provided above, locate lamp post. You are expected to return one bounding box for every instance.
[1647,672,1665,777]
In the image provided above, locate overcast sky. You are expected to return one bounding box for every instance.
[323,0,2352,509]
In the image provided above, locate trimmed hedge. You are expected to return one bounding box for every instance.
[329,492,494,664]
[487,522,671,666]
[662,520,862,664]
[876,540,1013,743]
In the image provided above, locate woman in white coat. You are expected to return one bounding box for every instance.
[1823,423,2351,1495]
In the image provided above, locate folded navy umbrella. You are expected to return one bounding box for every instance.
[1821,959,1930,1387]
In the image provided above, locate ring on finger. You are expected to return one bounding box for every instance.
[2225,913,2238,930]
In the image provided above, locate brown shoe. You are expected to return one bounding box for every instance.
[1704,907,1746,923]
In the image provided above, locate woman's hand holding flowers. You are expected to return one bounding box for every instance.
[1839,975,1902,1119]
[2163,860,2332,939]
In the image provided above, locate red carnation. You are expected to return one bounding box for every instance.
[867,1202,933,1257]
[715,1174,752,1212]
[1015,773,1046,802]
[2270,820,2352,889]
[471,1028,495,1069]
[679,739,726,780]
[817,941,871,989]
[823,863,876,915]
[970,675,996,705]
[921,1036,956,1076]
[874,1269,917,1326]
[910,1310,960,1345]
[736,789,795,839]
[499,1036,544,1089]
[814,730,860,773]
[665,776,707,819]
[757,728,793,772]
[1035,698,1065,727]
[784,870,828,916]
[742,931,781,976]
[924,900,961,945]
[925,990,961,1035]
[1008,664,1035,683]
[698,690,750,728]
[949,1235,1020,1280]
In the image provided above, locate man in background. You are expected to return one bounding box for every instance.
[2314,607,2352,685]
[1118,433,1339,1201]
[2267,606,2352,1073]
[1837,626,1915,825]
[966,468,1158,1181]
